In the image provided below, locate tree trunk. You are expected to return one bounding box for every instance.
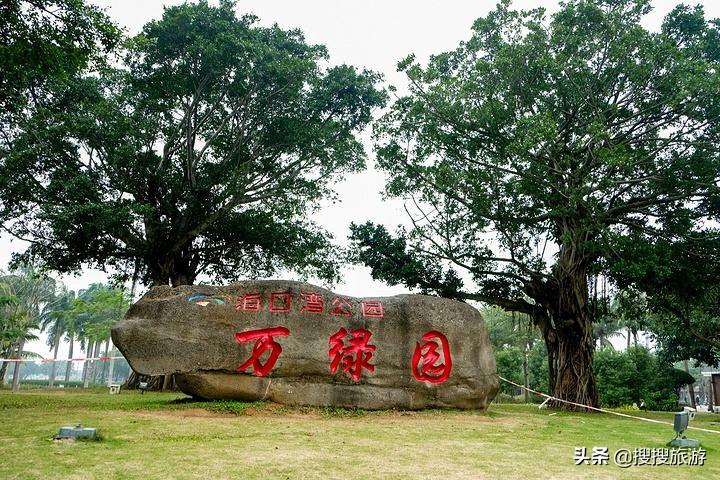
[148,252,198,288]
[99,340,110,384]
[48,327,61,387]
[91,342,102,384]
[11,361,22,392]
[107,347,115,387]
[627,328,631,349]
[684,360,696,408]
[545,337,557,394]
[522,351,530,403]
[0,359,9,385]
[527,306,557,395]
[11,339,25,392]
[82,339,93,388]
[64,335,74,383]
[708,376,714,411]
[554,322,598,408]
[550,244,599,409]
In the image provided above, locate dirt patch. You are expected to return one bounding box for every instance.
[138,408,232,419]
[137,403,322,420]
[137,405,523,427]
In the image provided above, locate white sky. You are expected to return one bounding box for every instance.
[3,0,718,357]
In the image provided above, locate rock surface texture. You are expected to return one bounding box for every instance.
[112,280,498,409]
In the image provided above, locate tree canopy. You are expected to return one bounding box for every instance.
[1,0,386,287]
[70,283,130,345]
[608,236,720,366]
[0,0,119,114]
[350,0,720,407]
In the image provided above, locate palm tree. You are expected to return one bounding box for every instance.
[0,281,23,384]
[591,288,650,350]
[592,314,623,350]
[39,289,75,386]
[71,284,130,387]
[615,289,650,348]
[0,265,57,390]
[63,307,81,383]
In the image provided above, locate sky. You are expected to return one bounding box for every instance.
[4,0,718,357]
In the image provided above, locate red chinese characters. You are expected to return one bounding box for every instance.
[361,301,384,318]
[328,328,376,381]
[269,292,291,312]
[231,292,385,317]
[331,297,353,316]
[411,330,452,384]
[235,293,261,311]
[300,292,324,314]
[235,327,290,376]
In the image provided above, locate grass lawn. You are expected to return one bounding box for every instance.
[1,389,719,479]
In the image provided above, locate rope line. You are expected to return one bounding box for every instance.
[497,375,720,435]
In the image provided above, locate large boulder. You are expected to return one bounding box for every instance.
[112,280,498,409]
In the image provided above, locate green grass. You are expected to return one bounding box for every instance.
[1,389,719,479]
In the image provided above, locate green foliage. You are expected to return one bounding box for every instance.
[1,0,386,287]
[651,298,720,368]
[527,343,549,394]
[609,237,720,366]
[317,406,368,418]
[0,0,119,114]
[350,0,720,404]
[486,307,548,396]
[0,265,57,359]
[594,346,694,410]
[594,348,638,407]
[495,347,524,395]
[69,284,130,343]
[493,345,550,397]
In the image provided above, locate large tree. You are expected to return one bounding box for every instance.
[1,0,386,286]
[350,0,720,407]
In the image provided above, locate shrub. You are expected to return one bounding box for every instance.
[594,348,638,407]
[495,347,524,395]
[594,346,694,411]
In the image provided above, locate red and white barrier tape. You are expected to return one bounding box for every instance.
[0,356,124,363]
[498,375,720,435]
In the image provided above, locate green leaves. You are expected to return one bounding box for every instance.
[0,265,57,357]
[595,346,693,410]
[69,284,130,343]
[348,222,465,299]
[364,0,720,316]
[0,0,120,114]
[1,1,385,287]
